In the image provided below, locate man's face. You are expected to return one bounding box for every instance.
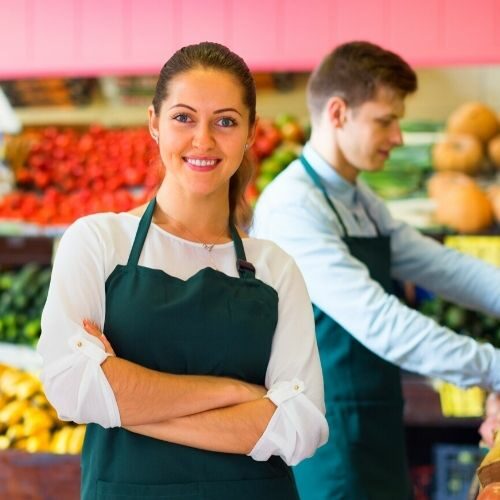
[338,86,405,173]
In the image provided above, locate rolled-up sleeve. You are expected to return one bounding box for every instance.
[37,219,121,428]
[248,257,328,466]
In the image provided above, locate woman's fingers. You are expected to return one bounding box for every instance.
[83,319,101,336]
[82,319,116,356]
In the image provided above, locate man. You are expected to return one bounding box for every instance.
[252,41,500,500]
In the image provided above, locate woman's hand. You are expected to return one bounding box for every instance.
[83,319,116,356]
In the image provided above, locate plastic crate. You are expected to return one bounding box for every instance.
[433,443,485,500]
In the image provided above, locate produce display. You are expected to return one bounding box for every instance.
[432,133,483,174]
[428,172,495,234]
[1,78,95,107]
[426,101,500,233]
[0,364,85,454]
[488,186,500,223]
[489,134,500,169]
[0,264,51,346]
[247,114,307,205]
[0,125,159,224]
[360,142,433,199]
[446,102,499,144]
[418,296,500,346]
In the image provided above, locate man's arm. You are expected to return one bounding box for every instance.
[365,186,500,316]
[254,200,500,391]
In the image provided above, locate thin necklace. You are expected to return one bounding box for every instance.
[153,209,231,269]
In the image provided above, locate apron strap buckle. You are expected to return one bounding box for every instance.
[237,259,256,277]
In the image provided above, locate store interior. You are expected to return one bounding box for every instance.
[1,2,500,499]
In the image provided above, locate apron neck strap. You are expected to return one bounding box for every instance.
[127,197,156,267]
[300,155,349,237]
[127,198,255,278]
[230,223,255,279]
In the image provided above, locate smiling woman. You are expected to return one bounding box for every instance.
[149,67,253,226]
[37,42,328,500]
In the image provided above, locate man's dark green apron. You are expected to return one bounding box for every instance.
[293,156,411,500]
[81,198,299,499]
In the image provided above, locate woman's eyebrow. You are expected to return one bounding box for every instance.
[214,108,242,117]
[168,103,196,111]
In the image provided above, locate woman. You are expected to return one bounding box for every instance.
[38,42,328,499]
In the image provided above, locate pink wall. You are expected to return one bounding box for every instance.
[0,0,499,78]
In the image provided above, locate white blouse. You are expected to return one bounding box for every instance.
[38,212,328,466]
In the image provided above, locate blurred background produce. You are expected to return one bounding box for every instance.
[0,264,49,346]
[246,113,307,206]
[1,125,159,225]
[418,296,500,347]
[0,363,84,455]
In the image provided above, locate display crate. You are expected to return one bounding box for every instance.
[433,443,485,500]
[0,450,80,499]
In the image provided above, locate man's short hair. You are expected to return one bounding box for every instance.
[307,41,417,123]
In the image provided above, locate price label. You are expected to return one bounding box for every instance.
[444,236,500,267]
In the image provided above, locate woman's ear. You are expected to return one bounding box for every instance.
[326,96,347,128]
[246,116,259,149]
[148,105,159,142]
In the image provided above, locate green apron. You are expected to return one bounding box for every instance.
[81,198,299,500]
[293,156,412,500]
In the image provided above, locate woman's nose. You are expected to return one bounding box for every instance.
[193,123,215,150]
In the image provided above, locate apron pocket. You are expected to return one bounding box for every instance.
[204,475,298,500]
[96,480,201,499]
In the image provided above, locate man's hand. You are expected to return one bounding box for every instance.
[479,393,500,447]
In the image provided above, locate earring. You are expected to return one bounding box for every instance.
[244,143,249,151]
[151,132,159,144]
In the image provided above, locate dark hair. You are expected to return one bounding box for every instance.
[152,42,256,227]
[307,41,417,123]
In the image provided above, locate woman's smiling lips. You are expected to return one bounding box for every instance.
[183,156,221,172]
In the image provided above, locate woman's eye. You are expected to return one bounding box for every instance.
[173,113,192,123]
[217,117,236,127]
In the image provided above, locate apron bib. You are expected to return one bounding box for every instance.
[293,157,412,500]
[81,198,299,500]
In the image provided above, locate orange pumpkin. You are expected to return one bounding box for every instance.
[488,185,500,223]
[430,176,494,233]
[488,134,500,169]
[427,171,474,199]
[432,134,484,174]
[447,102,499,143]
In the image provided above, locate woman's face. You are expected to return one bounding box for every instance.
[149,68,255,199]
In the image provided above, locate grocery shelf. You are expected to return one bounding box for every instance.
[0,220,66,238]
[0,450,80,499]
[402,131,443,145]
[0,233,55,266]
[14,104,149,127]
[402,373,482,428]
[0,342,41,372]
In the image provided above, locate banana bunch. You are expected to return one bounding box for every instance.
[434,380,486,417]
[0,363,85,454]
